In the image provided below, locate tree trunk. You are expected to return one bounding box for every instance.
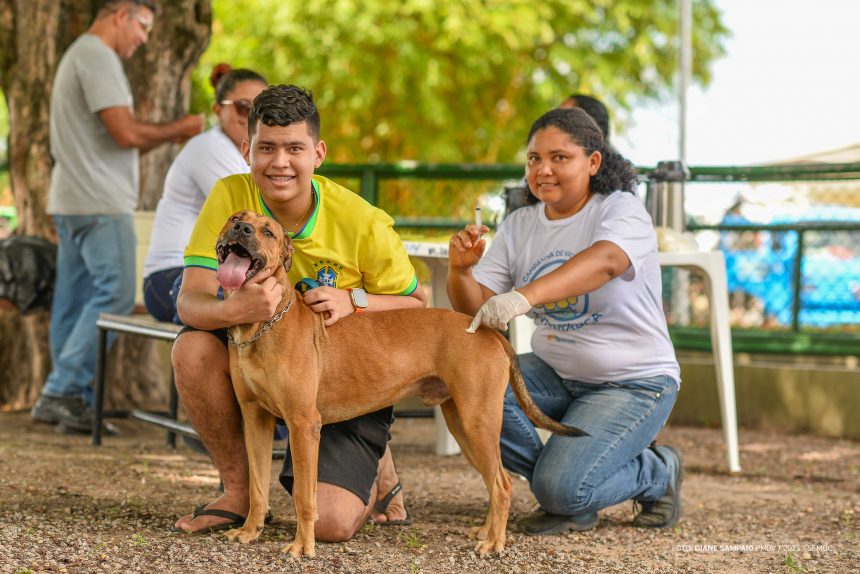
[0,1,211,411]
[126,1,212,209]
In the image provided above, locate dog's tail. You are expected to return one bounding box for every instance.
[502,338,589,437]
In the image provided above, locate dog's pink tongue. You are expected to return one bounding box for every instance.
[217,252,252,291]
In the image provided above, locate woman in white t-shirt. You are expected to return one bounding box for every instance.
[142,64,267,322]
[448,107,683,535]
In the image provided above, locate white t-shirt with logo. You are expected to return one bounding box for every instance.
[473,191,680,385]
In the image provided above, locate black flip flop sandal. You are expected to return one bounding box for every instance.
[372,482,413,526]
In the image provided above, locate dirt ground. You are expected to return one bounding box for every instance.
[1,412,858,574]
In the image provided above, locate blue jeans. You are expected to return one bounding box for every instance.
[501,353,679,516]
[143,266,183,324]
[42,215,136,404]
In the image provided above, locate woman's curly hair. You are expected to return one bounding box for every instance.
[524,107,638,203]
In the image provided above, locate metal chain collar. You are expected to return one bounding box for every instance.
[228,295,295,349]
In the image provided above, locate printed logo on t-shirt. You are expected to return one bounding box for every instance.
[537,294,589,321]
[524,250,603,339]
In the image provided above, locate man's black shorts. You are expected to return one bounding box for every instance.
[279,406,393,505]
[177,325,392,505]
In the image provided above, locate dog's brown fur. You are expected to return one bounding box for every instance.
[216,211,585,557]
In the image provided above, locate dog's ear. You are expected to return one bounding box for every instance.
[282,230,294,273]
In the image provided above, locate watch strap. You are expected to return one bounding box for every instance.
[348,287,366,313]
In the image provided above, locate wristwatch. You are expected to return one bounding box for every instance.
[348,287,368,313]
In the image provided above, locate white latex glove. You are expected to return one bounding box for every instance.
[466,290,531,333]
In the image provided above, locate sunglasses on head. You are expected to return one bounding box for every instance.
[220,99,252,118]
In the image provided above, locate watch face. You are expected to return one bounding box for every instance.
[351,288,368,308]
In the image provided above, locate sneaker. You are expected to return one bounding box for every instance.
[56,407,95,433]
[30,395,88,425]
[56,419,120,436]
[517,509,599,535]
[633,445,684,528]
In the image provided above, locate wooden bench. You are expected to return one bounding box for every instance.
[92,313,191,446]
[92,312,434,449]
[90,212,202,446]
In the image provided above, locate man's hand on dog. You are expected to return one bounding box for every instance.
[302,286,355,327]
[225,267,286,323]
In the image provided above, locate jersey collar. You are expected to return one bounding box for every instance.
[258,178,320,240]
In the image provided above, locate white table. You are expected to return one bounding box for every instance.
[403,242,741,473]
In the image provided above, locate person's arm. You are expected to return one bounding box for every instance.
[99,107,205,153]
[463,240,630,333]
[517,240,630,306]
[301,286,427,327]
[446,223,496,315]
[176,266,285,330]
[300,204,428,326]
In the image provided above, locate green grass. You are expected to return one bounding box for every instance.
[784,553,804,573]
[401,529,424,550]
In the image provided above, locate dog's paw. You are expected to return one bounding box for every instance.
[474,537,505,555]
[467,524,490,541]
[282,540,316,558]
[225,526,262,544]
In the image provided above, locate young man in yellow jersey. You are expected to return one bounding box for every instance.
[173,85,425,538]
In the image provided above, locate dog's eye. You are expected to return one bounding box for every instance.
[263,229,273,238]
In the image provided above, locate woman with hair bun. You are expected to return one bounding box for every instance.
[143,64,267,322]
[448,107,683,536]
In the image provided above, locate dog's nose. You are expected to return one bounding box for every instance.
[233,221,254,236]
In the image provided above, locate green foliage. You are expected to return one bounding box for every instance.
[0,94,7,140]
[192,0,728,164]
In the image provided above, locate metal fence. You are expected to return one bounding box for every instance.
[317,161,860,356]
[674,164,860,355]
[2,161,858,355]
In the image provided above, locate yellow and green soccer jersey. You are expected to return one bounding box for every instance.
[184,173,418,296]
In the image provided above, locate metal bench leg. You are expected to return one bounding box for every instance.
[92,327,108,446]
[167,368,178,448]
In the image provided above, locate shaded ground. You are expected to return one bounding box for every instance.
[1,412,858,573]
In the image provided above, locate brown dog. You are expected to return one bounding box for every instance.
[215,210,585,557]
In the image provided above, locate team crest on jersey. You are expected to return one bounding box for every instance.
[294,260,345,293]
[312,259,344,288]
